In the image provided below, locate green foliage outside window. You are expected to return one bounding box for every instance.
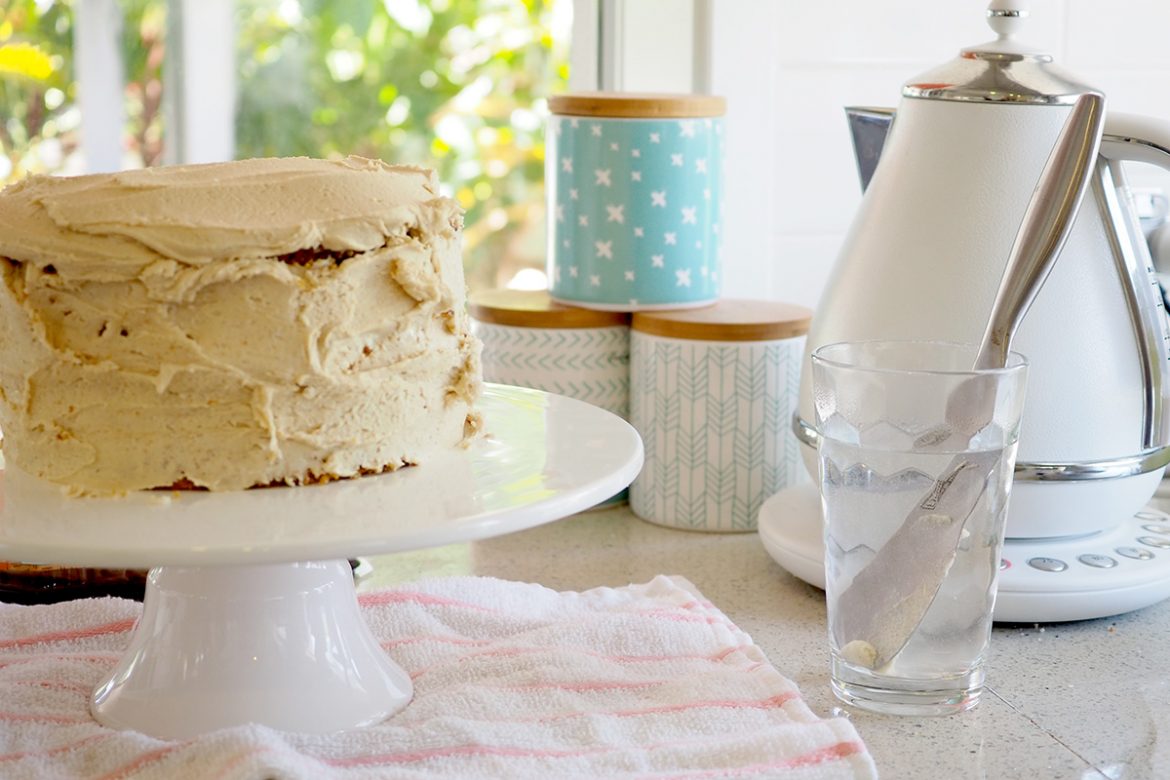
[0,0,569,288]
[0,0,165,177]
[0,0,77,178]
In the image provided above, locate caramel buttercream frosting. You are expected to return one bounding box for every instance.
[0,156,482,494]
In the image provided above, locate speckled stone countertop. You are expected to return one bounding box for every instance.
[362,502,1170,779]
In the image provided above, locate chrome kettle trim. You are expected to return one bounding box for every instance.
[791,415,1170,483]
[903,3,1096,105]
[903,53,1096,105]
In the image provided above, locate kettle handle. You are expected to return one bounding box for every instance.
[1102,113,1170,168]
[1095,112,1170,452]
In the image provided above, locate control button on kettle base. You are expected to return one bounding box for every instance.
[1141,523,1170,534]
[1137,536,1170,549]
[1116,546,1155,560]
[1027,557,1069,572]
[1076,553,1117,568]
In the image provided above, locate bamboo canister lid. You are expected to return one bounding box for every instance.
[632,300,813,342]
[548,92,727,119]
[468,289,630,329]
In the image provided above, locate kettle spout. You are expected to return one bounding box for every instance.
[846,107,895,192]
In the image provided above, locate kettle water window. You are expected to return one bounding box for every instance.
[0,0,571,291]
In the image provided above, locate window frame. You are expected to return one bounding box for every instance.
[574,0,710,94]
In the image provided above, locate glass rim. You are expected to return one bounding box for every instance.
[810,339,1029,378]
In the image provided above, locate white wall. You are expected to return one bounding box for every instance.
[708,0,1170,309]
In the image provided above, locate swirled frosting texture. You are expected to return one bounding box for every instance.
[0,156,482,494]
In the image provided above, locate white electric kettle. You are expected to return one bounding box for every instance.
[797,1,1170,544]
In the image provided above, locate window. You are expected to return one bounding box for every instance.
[0,0,572,290]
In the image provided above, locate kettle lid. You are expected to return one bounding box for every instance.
[904,1,1098,105]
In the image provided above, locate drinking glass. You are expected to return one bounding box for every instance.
[811,340,1028,715]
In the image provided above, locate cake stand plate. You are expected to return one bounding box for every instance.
[0,385,643,739]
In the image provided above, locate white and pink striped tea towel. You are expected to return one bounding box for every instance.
[0,575,876,779]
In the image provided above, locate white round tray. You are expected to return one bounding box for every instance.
[757,481,1170,623]
[0,385,643,739]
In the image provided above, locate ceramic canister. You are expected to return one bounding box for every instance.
[546,92,727,311]
[630,300,813,532]
[469,289,630,419]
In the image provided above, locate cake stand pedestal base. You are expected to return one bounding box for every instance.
[90,560,411,740]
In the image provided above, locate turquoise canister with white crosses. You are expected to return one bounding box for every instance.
[546,93,726,311]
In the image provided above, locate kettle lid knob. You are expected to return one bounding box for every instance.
[977,1,1043,55]
[987,1,1028,40]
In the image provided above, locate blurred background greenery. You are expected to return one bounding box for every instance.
[0,0,570,288]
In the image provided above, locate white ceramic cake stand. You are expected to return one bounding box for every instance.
[0,385,643,740]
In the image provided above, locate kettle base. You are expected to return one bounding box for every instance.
[758,482,1170,623]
